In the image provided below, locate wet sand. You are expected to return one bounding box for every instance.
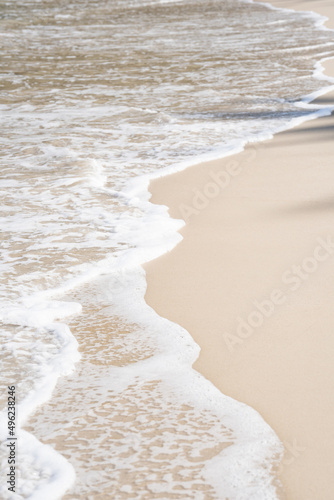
[144,1,334,498]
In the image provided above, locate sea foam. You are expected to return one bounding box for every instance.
[1,0,334,497]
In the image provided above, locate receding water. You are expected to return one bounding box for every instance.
[0,0,333,498]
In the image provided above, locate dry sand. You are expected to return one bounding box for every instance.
[144,1,334,498]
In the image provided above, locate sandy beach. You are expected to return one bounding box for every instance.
[145,1,334,498]
[2,0,334,497]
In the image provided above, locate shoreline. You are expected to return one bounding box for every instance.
[144,1,334,498]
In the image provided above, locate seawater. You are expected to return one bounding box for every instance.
[0,0,334,498]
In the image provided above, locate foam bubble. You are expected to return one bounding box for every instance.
[0,0,334,497]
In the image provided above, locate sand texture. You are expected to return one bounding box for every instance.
[145,2,334,498]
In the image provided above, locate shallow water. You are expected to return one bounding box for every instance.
[1,0,334,497]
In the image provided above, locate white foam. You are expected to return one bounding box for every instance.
[1,0,334,497]
[131,267,283,497]
[0,319,80,499]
